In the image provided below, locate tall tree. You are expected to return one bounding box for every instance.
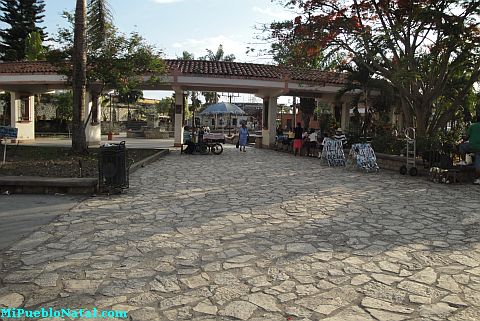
[178,51,194,60]
[201,44,235,62]
[178,51,201,124]
[269,35,343,130]
[0,0,46,61]
[56,0,165,153]
[72,0,88,153]
[25,31,45,61]
[269,0,480,135]
[87,0,112,51]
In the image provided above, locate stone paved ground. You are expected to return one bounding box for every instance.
[1,146,480,321]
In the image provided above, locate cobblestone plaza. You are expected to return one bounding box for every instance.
[1,147,480,320]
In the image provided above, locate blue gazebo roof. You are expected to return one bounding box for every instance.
[199,102,245,115]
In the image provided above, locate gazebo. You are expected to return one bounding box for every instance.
[199,102,245,131]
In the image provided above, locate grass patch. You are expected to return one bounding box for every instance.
[0,145,160,178]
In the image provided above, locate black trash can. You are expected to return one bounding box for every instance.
[98,141,129,193]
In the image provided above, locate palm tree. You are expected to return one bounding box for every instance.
[202,44,235,62]
[178,51,201,124]
[72,0,87,153]
[200,45,235,105]
[71,0,111,153]
[87,0,111,51]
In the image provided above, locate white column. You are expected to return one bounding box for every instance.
[174,89,184,147]
[261,96,278,148]
[10,92,35,141]
[84,92,101,145]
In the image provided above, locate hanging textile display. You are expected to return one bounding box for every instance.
[347,143,379,172]
[320,138,346,167]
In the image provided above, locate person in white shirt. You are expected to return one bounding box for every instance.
[306,129,318,156]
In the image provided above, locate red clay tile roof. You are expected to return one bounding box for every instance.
[0,61,60,74]
[0,60,349,85]
[165,59,349,85]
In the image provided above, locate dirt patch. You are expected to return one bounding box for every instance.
[0,146,160,178]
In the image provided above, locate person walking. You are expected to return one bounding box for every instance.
[238,121,249,152]
[293,122,303,156]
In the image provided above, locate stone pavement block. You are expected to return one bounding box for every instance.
[1,147,480,319]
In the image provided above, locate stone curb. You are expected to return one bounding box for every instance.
[0,149,170,195]
[129,149,169,174]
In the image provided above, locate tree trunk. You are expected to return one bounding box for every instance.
[415,106,429,136]
[299,97,315,130]
[400,96,414,129]
[72,0,88,154]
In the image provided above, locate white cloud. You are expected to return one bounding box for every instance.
[252,6,295,21]
[151,0,184,4]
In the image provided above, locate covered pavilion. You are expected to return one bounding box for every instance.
[0,59,355,148]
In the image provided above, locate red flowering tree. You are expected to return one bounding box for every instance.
[269,0,480,134]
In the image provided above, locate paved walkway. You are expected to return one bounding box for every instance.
[0,195,82,252]
[1,146,480,320]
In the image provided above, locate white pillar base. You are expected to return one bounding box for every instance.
[261,96,278,148]
[173,89,184,147]
[84,92,101,145]
[10,92,35,141]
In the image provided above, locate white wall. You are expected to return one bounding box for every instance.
[10,93,35,141]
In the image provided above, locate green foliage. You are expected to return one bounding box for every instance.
[54,91,74,121]
[177,51,201,116]
[200,44,235,62]
[269,0,480,134]
[87,0,112,51]
[51,9,166,95]
[118,90,142,104]
[370,134,403,155]
[156,97,174,116]
[25,31,45,61]
[89,31,165,94]
[318,113,337,136]
[0,92,10,125]
[416,130,463,157]
[199,45,235,104]
[178,51,194,60]
[0,0,46,61]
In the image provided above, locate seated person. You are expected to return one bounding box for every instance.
[183,126,195,154]
[198,127,205,143]
[276,126,284,137]
[276,126,285,142]
[459,114,480,184]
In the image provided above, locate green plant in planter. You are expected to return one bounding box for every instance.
[371,133,403,155]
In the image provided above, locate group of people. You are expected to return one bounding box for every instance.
[276,115,480,185]
[277,122,347,157]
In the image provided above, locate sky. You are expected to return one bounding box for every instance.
[42,0,298,103]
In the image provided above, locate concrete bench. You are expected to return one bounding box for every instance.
[0,176,98,194]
